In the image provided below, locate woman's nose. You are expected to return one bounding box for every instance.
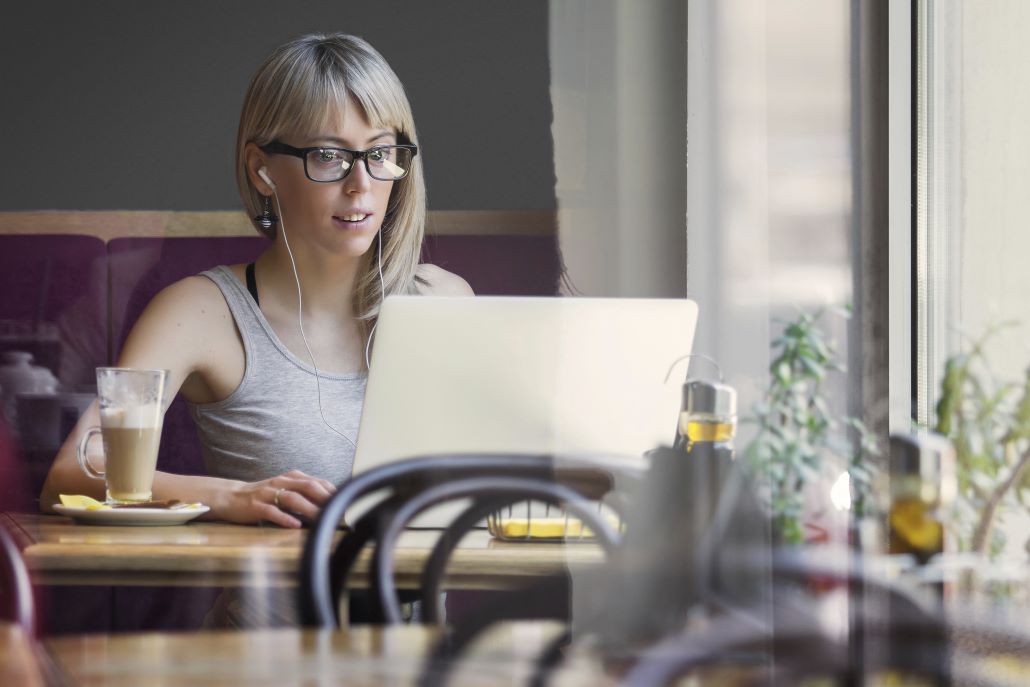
[343,159,372,193]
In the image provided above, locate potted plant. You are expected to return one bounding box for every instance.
[743,308,879,545]
[934,326,1030,558]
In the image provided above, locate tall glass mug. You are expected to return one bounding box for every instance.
[77,368,167,504]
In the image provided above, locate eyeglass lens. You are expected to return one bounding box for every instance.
[305,147,412,182]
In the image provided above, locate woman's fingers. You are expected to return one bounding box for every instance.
[284,470,337,495]
[274,476,334,505]
[254,500,301,529]
[229,472,337,527]
[270,486,320,521]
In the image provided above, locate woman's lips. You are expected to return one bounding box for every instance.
[332,213,372,230]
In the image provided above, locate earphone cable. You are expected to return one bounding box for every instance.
[363,228,384,370]
[273,191,358,449]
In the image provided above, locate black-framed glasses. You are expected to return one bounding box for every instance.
[259,140,418,182]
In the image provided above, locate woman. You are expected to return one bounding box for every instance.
[41,33,472,527]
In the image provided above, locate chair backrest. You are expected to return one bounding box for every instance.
[0,525,34,635]
[298,453,634,628]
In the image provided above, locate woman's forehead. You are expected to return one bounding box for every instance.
[287,98,397,142]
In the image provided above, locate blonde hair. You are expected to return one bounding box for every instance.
[235,33,426,332]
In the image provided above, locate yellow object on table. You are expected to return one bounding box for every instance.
[59,495,110,510]
[495,517,595,539]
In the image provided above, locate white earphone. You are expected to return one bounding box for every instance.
[258,166,277,191]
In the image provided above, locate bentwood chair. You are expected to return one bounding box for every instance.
[421,447,1030,686]
[298,453,637,628]
[0,523,34,635]
[419,444,770,686]
[617,550,1030,687]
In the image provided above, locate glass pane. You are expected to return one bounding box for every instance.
[917,0,1030,581]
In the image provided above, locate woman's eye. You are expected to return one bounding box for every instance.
[316,150,338,163]
[367,148,387,163]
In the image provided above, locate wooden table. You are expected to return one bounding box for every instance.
[2,512,604,589]
[17,619,1030,687]
[0,620,616,687]
[0,621,777,687]
[39,622,615,687]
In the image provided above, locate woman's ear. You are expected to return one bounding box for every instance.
[244,143,275,195]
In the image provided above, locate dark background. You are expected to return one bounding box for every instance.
[0,1,556,211]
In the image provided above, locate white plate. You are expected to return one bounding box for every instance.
[53,504,210,527]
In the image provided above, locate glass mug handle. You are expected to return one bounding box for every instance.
[76,427,106,480]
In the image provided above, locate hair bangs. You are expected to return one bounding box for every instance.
[261,67,348,144]
[349,81,412,141]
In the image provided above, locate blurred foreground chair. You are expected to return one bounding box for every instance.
[0,524,34,636]
[419,446,1030,686]
[618,547,1030,687]
[298,453,637,628]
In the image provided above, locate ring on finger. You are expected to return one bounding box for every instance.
[273,487,287,508]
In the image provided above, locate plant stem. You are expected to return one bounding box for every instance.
[971,443,1030,554]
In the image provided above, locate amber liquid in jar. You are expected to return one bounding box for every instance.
[677,415,735,453]
[888,494,944,565]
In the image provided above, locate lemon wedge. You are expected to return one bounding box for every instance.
[59,495,111,510]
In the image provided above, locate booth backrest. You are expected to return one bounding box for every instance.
[0,235,107,323]
[421,234,561,296]
[108,234,562,354]
[108,237,270,355]
[0,235,108,385]
[3,232,561,479]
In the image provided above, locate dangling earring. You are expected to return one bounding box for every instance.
[253,195,278,233]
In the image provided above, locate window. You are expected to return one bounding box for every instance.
[909,0,1030,559]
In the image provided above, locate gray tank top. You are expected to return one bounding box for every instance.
[187,266,366,484]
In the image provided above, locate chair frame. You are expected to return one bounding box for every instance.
[371,475,622,624]
[298,453,636,628]
[0,524,34,635]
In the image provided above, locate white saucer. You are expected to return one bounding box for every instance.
[53,504,210,527]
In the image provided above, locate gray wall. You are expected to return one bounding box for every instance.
[0,1,555,211]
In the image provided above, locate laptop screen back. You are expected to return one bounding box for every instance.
[354,296,699,471]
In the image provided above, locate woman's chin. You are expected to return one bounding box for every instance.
[332,230,379,259]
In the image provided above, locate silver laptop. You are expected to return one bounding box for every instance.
[351,295,699,525]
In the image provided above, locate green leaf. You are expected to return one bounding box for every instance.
[936,355,969,436]
[774,361,792,386]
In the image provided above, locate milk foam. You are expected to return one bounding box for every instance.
[101,403,161,429]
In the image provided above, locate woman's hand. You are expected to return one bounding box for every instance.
[215,470,337,528]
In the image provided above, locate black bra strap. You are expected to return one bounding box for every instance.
[245,262,259,306]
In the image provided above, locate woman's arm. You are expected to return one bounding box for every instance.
[39,276,335,527]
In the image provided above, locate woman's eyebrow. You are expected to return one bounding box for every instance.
[310,130,396,146]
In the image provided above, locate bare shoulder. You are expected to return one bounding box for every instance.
[119,273,235,367]
[415,263,475,296]
[145,274,230,320]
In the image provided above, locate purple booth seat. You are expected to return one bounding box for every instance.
[421,234,561,296]
[108,236,270,477]
[0,235,108,389]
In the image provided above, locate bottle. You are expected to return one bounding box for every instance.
[674,378,738,453]
[671,378,772,617]
[884,432,954,684]
[600,374,766,648]
[887,432,955,566]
